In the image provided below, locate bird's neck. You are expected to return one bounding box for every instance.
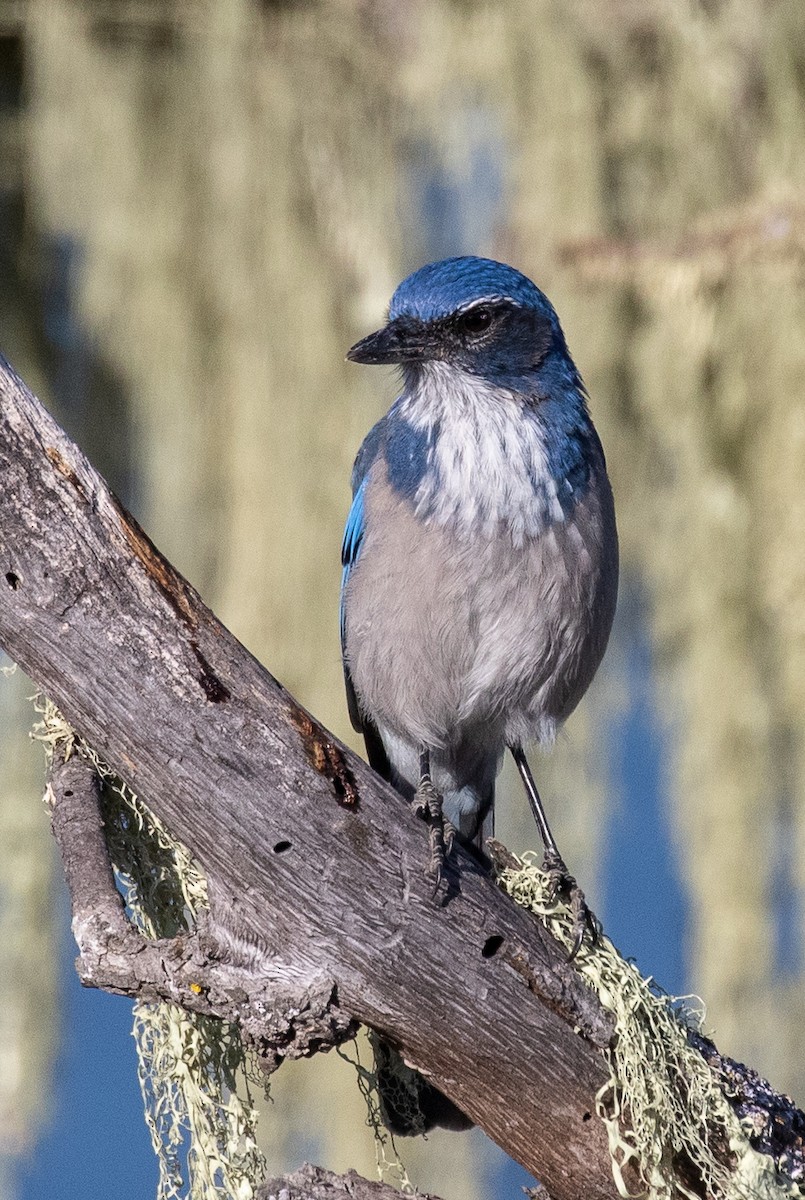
[387,361,593,543]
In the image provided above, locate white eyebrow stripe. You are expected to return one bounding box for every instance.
[453,295,521,314]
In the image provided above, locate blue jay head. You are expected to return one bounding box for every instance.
[347,256,575,388]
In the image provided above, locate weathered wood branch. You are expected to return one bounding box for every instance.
[48,751,442,1200]
[1,355,802,1199]
[46,748,355,1069]
[256,1164,441,1200]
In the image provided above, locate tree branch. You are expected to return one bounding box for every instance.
[46,747,356,1071]
[257,1164,442,1200]
[0,354,801,1199]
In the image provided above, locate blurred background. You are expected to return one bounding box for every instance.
[1,0,804,1197]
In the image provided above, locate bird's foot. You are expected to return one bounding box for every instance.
[542,848,599,962]
[411,778,456,892]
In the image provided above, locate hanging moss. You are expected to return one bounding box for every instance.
[499,851,802,1200]
[32,697,265,1200]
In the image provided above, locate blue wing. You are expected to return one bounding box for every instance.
[340,418,386,733]
[340,475,367,733]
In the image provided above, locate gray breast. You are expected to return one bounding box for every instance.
[343,458,618,755]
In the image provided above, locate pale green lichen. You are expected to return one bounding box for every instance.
[32,696,265,1200]
[499,852,802,1200]
[337,1035,417,1195]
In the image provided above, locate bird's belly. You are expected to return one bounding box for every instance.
[345,482,616,753]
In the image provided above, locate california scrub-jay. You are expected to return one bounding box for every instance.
[340,256,618,1128]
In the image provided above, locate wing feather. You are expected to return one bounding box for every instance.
[340,476,368,732]
[339,417,389,770]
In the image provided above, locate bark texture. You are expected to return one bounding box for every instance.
[257,1164,441,1200]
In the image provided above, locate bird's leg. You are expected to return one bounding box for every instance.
[509,744,599,960]
[411,748,456,889]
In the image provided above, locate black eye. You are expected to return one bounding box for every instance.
[459,306,493,336]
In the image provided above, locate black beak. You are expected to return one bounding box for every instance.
[347,317,431,365]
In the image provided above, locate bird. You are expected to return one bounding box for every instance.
[340,255,618,1133]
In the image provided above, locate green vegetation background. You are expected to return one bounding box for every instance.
[2,2,805,1197]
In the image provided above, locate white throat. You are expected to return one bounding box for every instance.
[398,361,566,543]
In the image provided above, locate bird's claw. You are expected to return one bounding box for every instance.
[411,779,456,893]
[411,776,439,819]
[541,848,599,961]
[427,819,456,896]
